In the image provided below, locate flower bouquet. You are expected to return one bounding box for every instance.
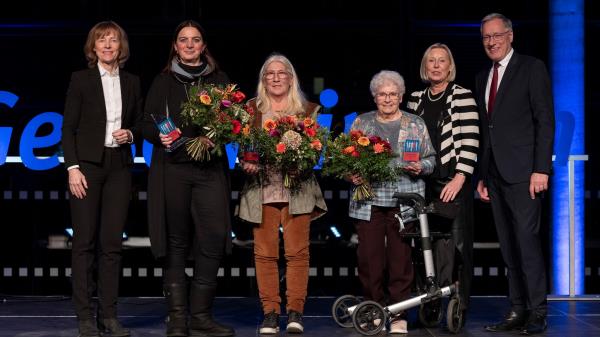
[322,130,400,201]
[180,83,253,161]
[252,115,326,190]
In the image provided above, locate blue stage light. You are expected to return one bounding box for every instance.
[550,0,584,295]
[319,89,338,108]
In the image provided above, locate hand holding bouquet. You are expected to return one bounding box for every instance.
[180,83,253,161]
[322,130,401,201]
[252,115,326,190]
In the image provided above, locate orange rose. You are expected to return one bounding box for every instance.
[357,136,370,146]
[373,143,385,153]
[303,117,314,127]
[343,146,355,154]
[276,142,286,153]
[310,139,322,151]
[263,119,277,131]
[199,94,212,105]
[242,124,251,136]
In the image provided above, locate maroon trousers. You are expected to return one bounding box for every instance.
[355,206,414,305]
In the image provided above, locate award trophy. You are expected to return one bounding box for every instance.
[242,142,259,164]
[151,114,188,152]
[402,139,420,162]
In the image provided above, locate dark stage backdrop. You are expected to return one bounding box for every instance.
[0,1,598,296]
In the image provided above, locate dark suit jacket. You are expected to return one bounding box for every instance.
[475,52,554,184]
[62,66,143,168]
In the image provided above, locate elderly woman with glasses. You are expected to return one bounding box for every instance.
[348,70,436,334]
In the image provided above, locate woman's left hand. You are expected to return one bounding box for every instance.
[112,129,132,144]
[198,136,215,148]
[404,161,423,176]
[440,173,466,202]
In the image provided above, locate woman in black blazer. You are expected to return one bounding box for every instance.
[143,20,234,337]
[61,21,142,337]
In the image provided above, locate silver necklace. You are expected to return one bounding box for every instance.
[426,87,445,102]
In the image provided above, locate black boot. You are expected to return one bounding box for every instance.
[164,283,189,337]
[189,282,234,337]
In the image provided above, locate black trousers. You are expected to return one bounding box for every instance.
[163,162,229,287]
[487,162,547,315]
[70,147,131,320]
[426,178,474,310]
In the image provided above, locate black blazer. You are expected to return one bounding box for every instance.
[62,66,143,168]
[475,52,554,184]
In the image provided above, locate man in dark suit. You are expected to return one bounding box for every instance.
[62,21,142,337]
[475,13,554,335]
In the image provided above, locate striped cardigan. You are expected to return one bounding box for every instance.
[406,83,479,176]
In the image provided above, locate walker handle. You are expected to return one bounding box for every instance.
[393,192,426,210]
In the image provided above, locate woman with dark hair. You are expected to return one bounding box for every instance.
[62,21,142,337]
[143,20,234,337]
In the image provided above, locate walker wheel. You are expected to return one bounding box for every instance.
[418,298,443,327]
[352,300,386,336]
[332,295,361,328]
[446,297,464,334]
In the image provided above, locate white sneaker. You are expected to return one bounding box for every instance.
[390,319,408,334]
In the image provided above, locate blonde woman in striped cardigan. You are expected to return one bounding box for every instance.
[405,43,479,325]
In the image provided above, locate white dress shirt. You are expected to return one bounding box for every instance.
[99,64,123,147]
[485,48,514,108]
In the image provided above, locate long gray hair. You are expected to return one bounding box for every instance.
[256,53,306,114]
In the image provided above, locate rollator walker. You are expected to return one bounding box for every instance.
[332,192,464,335]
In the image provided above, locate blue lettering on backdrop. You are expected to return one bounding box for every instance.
[19,112,62,170]
[0,89,354,170]
[0,91,19,165]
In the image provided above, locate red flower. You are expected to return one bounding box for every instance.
[304,127,316,137]
[369,135,382,143]
[231,120,242,134]
[231,91,246,103]
[351,151,360,157]
[350,130,363,141]
[276,142,286,153]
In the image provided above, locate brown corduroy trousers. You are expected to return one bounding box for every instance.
[253,203,311,314]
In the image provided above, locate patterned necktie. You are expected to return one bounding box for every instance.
[487,62,500,116]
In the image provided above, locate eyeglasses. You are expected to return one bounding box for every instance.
[481,30,511,43]
[264,71,290,80]
[375,92,400,100]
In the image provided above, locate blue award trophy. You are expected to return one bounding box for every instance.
[151,108,188,152]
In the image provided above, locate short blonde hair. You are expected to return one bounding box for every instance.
[84,21,129,69]
[419,43,456,83]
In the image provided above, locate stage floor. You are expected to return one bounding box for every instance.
[1,296,599,336]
